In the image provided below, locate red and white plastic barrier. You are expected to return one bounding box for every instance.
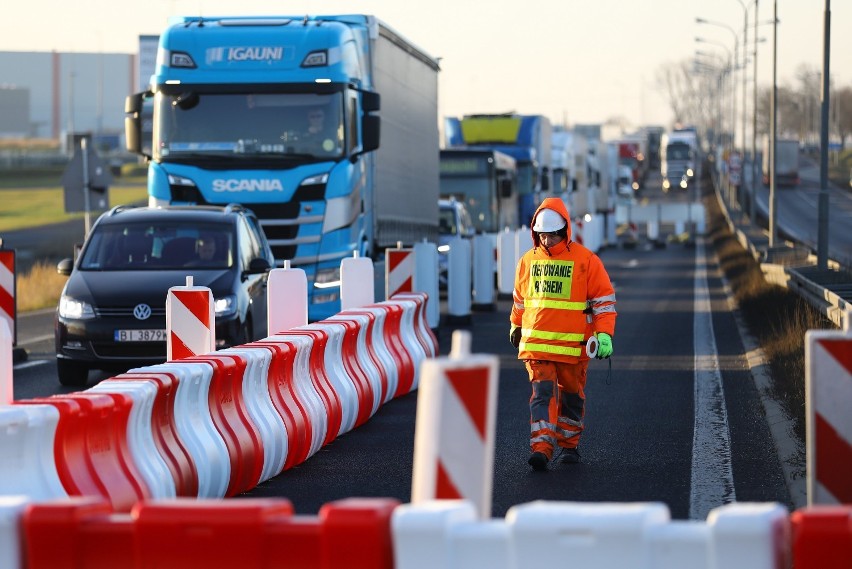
[410,330,499,519]
[167,276,214,360]
[267,262,308,333]
[805,321,852,505]
[0,404,67,501]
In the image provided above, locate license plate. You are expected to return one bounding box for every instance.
[114,329,167,342]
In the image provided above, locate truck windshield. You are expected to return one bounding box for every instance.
[666,144,692,160]
[153,92,345,163]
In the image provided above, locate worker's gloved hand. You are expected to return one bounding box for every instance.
[510,326,522,349]
[596,333,613,359]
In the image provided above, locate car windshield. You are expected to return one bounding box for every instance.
[78,222,235,270]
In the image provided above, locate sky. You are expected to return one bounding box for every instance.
[1,0,848,132]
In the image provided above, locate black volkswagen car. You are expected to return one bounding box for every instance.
[55,204,274,386]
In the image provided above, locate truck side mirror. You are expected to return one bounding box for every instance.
[499,179,512,199]
[124,91,152,158]
[362,115,380,153]
[541,168,550,192]
[362,91,380,113]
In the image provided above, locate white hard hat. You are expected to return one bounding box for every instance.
[532,208,566,232]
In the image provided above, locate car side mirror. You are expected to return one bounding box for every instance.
[247,257,271,274]
[57,258,74,276]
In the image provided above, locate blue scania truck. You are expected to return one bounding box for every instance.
[125,15,441,320]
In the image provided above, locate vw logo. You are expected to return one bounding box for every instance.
[133,303,152,320]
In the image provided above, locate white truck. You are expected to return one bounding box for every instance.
[762,136,800,187]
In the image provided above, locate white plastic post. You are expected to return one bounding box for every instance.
[267,263,308,333]
[411,330,499,519]
[471,234,495,310]
[340,253,375,310]
[446,236,471,323]
[413,240,440,329]
[497,228,515,296]
[0,320,11,405]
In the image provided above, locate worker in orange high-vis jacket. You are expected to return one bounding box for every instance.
[510,197,616,471]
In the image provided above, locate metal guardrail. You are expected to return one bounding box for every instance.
[714,177,851,330]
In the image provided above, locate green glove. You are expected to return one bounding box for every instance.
[510,325,522,349]
[596,332,613,359]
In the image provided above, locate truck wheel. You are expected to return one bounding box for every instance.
[57,359,90,387]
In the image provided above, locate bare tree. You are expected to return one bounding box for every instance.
[832,86,852,150]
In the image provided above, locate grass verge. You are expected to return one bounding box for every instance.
[703,180,835,443]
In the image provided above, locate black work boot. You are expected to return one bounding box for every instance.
[528,452,549,471]
[559,448,581,464]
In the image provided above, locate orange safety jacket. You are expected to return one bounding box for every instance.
[510,197,616,364]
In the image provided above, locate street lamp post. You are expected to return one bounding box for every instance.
[697,17,740,209]
[769,0,778,247]
[817,0,831,270]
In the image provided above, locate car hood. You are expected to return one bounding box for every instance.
[64,269,235,307]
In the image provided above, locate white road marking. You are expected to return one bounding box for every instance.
[690,237,736,520]
[13,360,49,370]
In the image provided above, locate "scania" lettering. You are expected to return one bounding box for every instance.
[227,47,283,61]
[212,179,284,192]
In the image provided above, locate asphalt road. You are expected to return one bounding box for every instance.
[9,174,798,521]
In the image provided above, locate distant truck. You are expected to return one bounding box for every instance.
[661,130,698,191]
[444,114,552,228]
[124,14,441,320]
[762,137,800,187]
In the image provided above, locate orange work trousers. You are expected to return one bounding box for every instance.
[525,359,588,460]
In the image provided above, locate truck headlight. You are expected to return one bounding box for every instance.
[314,267,341,289]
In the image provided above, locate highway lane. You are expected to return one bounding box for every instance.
[743,157,852,268]
[10,179,796,520]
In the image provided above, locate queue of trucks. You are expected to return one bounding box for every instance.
[125,12,675,320]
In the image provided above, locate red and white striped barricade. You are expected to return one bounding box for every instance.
[386,245,415,300]
[220,346,288,483]
[167,276,214,360]
[267,263,308,334]
[411,330,499,519]
[336,308,396,406]
[264,333,327,459]
[87,380,177,499]
[806,323,852,504]
[0,246,16,348]
[128,362,230,498]
[111,371,199,497]
[341,253,376,310]
[0,404,67,500]
[413,240,440,329]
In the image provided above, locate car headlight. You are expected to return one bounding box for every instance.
[59,295,96,320]
[314,267,340,289]
[214,295,237,317]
